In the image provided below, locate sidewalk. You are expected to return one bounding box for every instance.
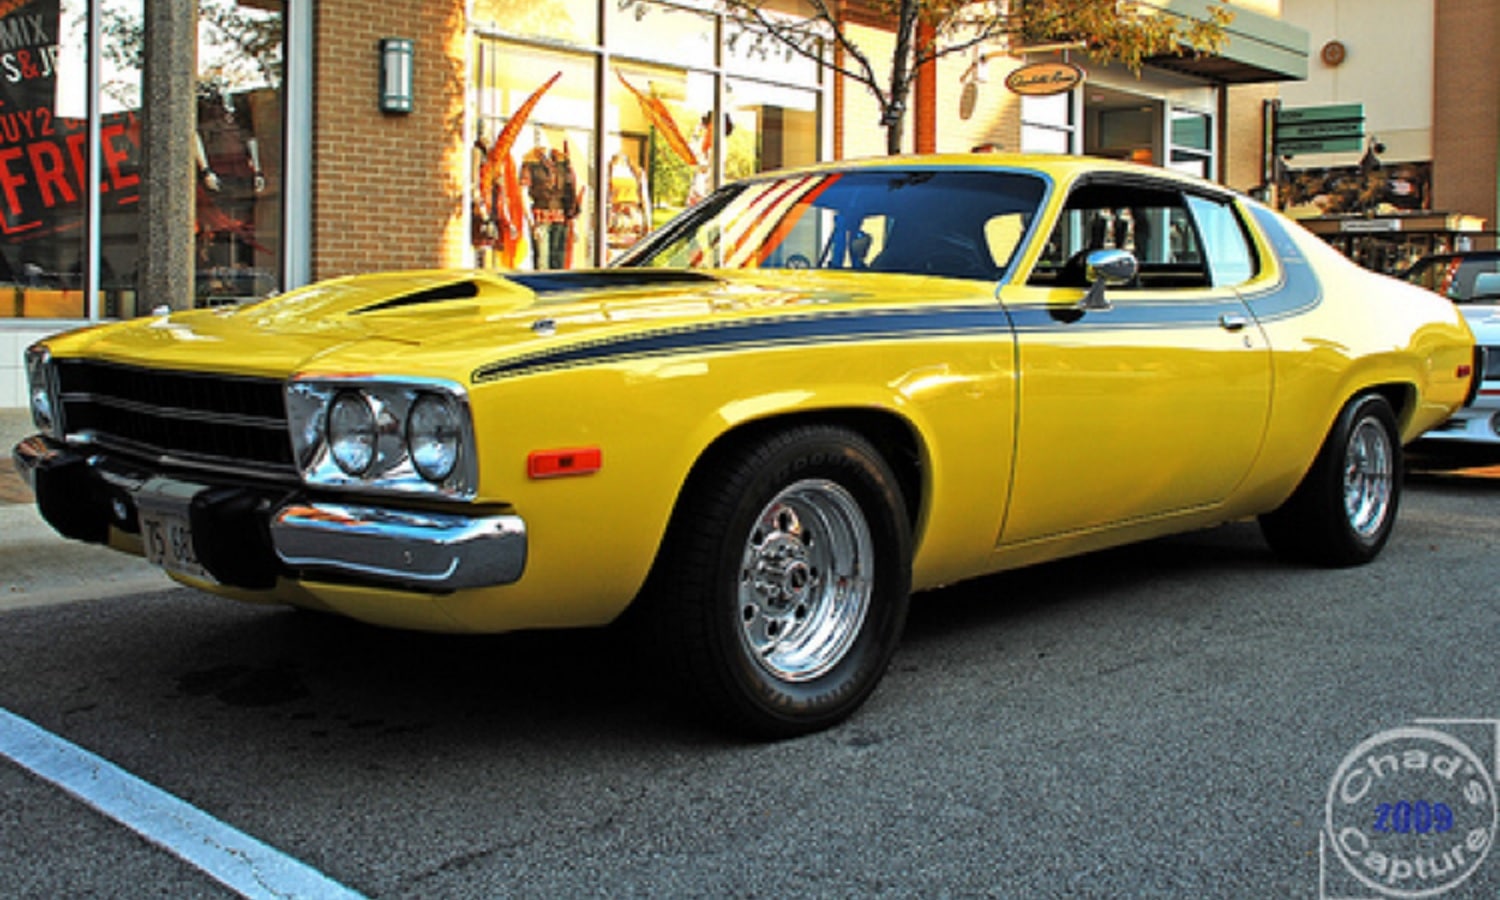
[1,407,170,610]
[1,407,34,504]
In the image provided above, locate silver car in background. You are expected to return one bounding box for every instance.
[1402,251,1500,460]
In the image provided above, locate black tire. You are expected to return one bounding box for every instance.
[1259,393,1402,567]
[644,424,912,739]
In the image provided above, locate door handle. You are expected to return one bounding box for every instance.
[1219,313,1249,332]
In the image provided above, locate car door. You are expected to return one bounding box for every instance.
[996,176,1272,546]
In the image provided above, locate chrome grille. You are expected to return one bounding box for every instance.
[55,359,295,475]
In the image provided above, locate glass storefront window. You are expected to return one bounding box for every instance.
[1,0,116,320]
[1168,108,1212,179]
[195,0,284,307]
[724,17,821,83]
[473,0,598,48]
[725,77,819,177]
[3,0,285,319]
[472,2,827,266]
[1021,92,1076,155]
[98,0,144,316]
[473,41,595,271]
[606,1,714,68]
[607,61,705,251]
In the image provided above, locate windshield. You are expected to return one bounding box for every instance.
[616,169,1048,281]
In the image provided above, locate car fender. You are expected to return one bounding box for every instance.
[454,343,1015,630]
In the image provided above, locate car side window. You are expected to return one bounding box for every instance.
[1027,181,1210,290]
[1184,194,1258,287]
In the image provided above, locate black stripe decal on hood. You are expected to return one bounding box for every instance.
[473,306,1016,382]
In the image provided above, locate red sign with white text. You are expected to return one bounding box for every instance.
[0,0,140,244]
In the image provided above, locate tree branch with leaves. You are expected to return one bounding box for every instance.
[717,0,1232,154]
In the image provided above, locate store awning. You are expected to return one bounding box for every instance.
[1142,0,1309,84]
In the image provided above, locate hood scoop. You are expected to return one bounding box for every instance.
[356,280,482,314]
[507,270,721,294]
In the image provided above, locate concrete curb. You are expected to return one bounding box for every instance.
[2,408,175,608]
[0,504,174,611]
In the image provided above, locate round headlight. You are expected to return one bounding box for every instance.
[327,391,377,476]
[407,393,462,482]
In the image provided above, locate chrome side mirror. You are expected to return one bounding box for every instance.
[1079,248,1138,311]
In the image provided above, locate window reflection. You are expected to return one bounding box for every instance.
[606,1,713,67]
[622,170,1045,281]
[195,0,283,307]
[473,0,598,48]
[725,77,819,174]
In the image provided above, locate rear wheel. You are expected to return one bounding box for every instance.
[1259,393,1402,567]
[645,425,911,739]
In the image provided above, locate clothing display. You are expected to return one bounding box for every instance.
[520,146,579,269]
[607,153,648,249]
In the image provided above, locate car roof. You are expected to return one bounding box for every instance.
[755,152,1237,198]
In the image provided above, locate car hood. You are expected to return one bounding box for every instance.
[46,268,994,380]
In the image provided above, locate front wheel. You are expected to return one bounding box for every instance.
[1259,393,1402,567]
[645,425,912,739]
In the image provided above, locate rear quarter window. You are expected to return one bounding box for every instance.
[1185,194,1258,288]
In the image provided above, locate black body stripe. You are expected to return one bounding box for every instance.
[473,307,1016,382]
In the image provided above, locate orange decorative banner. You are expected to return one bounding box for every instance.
[614,70,697,166]
[482,71,562,267]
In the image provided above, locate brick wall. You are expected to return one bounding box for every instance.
[1432,0,1499,235]
[1223,84,1275,193]
[312,1,469,280]
[932,53,1023,154]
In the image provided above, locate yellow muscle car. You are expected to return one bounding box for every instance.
[13,154,1476,737]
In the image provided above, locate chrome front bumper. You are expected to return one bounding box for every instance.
[270,502,526,591]
[14,435,528,593]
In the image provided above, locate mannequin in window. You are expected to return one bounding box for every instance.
[519,130,578,270]
[472,134,520,265]
[194,89,266,279]
[607,146,649,250]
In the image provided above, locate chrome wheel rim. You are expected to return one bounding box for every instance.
[737,478,874,683]
[1343,416,1393,539]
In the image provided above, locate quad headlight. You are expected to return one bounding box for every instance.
[286,377,476,498]
[327,391,379,476]
[407,392,462,482]
[25,344,61,438]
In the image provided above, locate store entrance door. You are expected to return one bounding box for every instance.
[1083,86,1162,166]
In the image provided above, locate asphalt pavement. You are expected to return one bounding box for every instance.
[0,407,171,611]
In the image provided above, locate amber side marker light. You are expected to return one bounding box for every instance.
[1460,359,1481,407]
[528,447,603,479]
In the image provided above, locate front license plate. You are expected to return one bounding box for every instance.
[134,477,209,581]
[140,508,206,580]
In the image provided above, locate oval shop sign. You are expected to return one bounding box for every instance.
[1005,62,1085,96]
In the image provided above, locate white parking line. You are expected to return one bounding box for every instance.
[0,708,365,899]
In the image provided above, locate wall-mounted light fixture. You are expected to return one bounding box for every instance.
[379,38,414,114]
